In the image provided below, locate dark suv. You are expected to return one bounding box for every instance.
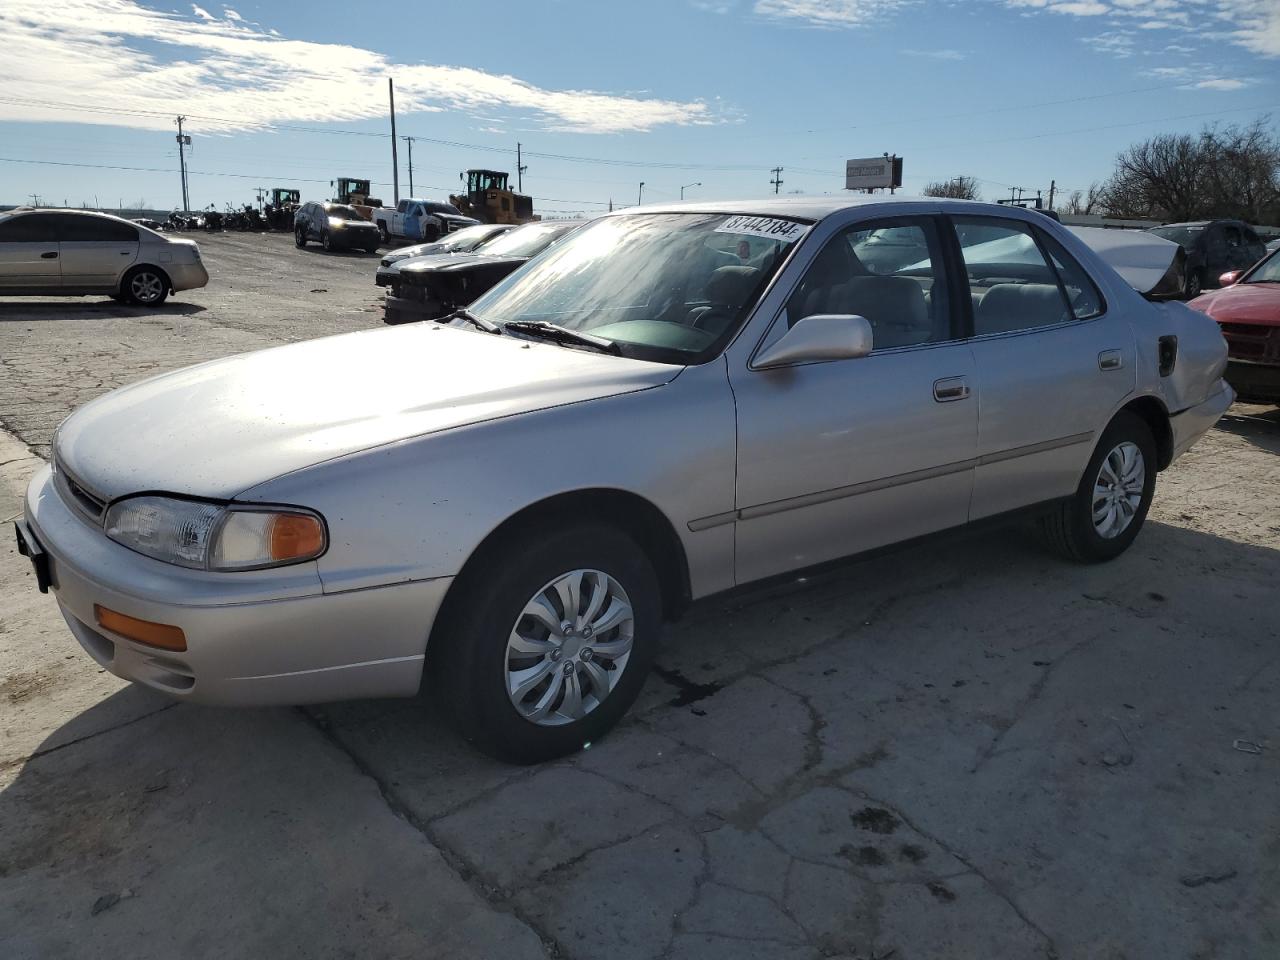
[294,202,381,253]
[1148,220,1267,299]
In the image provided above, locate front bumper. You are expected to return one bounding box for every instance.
[1224,359,1280,403]
[21,464,451,706]
[1170,379,1235,462]
[331,228,381,249]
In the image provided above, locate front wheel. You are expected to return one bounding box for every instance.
[295,227,307,248]
[1037,411,1156,563]
[1185,269,1203,300]
[321,231,333,251]
[435,523,661,764]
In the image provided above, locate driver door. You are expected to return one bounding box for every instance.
[728,215,978,585]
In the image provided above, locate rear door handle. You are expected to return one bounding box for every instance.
[933,376,971,402]
[1098,349,1123,371]
[40,251,58,259]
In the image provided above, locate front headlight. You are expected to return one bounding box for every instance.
[328,217,345,229]
[105,496,326,571]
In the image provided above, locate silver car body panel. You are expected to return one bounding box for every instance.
[28,196,1230,706]
[0,209,208,295]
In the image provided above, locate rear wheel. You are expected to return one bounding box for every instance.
[1037,411,1156,563]
[1185,269,1203,300]
[434,523,661,764]
[379,224,390,244]
[122,266,169,306]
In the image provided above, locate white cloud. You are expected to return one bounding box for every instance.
[0,0,720,135]
[1003,0,1280,56]
[753,0,918,28]
[902,47,968,59]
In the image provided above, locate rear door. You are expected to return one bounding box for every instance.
[0,213,62,288]
[951,215,1134,519]
[58,214,139,289]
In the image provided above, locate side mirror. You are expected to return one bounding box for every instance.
[1219,270,1241,286]
[754,314,873,369]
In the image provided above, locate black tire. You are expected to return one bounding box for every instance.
[121,266,170,307]
[423,222,441,243]
[321,231,333,251]
[434,522,662,764]
[379,224,390,244]
[1037,411,1157,563]
[1185,269,1203,300]
[365,244,379,254]
[295,227,307,248]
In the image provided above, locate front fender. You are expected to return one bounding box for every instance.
[236,359,739,600]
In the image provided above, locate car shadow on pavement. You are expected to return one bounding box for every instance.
[0,301,207,320]
[1215,403,1280,455]
[2,519,1278,959]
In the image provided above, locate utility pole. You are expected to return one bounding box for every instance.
[770,167,784,194]
[402,136,416,196]
[1047,179,1056,212]
[681,181,700,200]
[389,78,400,205]
[517,142,528,192]
[175,116,190,212]
[638,182,645,206]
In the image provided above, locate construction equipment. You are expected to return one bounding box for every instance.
[332,177,382,221]
[266,188,301,230]
[449,170,534,225]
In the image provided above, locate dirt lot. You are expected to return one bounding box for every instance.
[1,231,1278,960]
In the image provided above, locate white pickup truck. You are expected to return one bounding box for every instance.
[372,199,480,244]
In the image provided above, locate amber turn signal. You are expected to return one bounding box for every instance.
[94,604,188,651]
[269,514,326,562]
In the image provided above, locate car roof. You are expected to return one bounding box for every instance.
[600,196,1044,224]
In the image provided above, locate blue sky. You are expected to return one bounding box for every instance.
[1,0,1276,214]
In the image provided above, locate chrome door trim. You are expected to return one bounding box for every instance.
[688,430,1095,531]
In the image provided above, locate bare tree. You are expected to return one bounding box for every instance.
[1060,182,1106,216]
[1099,116,1280,222]
[922,176,980,201]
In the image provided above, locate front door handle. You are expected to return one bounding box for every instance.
[933,376,971,402]
[1098,349,1123,371]
[40,251,58,259]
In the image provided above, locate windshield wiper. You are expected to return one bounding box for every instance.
[503,320,621,355]
[446,308,501,333]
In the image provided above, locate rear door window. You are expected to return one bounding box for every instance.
[1034,229,1105,320]
[58,215,138,242]
[951,217,1073,335]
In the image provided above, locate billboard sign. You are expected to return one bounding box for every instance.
[845,156,902,191]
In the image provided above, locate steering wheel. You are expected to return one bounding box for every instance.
[691,308,733,332]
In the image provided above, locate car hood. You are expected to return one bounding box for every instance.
[1189,283,1280,326]
[55,323,680,502]
[399,252,528,281]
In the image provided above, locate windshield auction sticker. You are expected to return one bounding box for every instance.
[715,216,809,243]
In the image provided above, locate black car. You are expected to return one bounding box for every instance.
[386,220,584,325]
[375,224,515,292]
[294,201,381,253]
[1148,220,1267,299]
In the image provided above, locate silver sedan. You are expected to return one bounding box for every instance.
[0,208,208,305]
[17,198,1231,763]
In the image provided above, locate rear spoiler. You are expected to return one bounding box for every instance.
[1068,227,1186,301]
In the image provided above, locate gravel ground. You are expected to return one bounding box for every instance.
[1,231,1278,960]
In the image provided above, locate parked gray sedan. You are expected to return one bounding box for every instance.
[0,208,208,305]
[17,198,1231,762]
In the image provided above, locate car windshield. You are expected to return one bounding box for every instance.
[1151,225,1203,247]
[440,225,501,251]
[468,212,810,364]
[326,205,366,221]
[478,223,577,258]
[1242,248,1280,283]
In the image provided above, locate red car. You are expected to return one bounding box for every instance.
[1189,247,1280,403]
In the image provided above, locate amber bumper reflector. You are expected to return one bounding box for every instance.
[94,604,188,652]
